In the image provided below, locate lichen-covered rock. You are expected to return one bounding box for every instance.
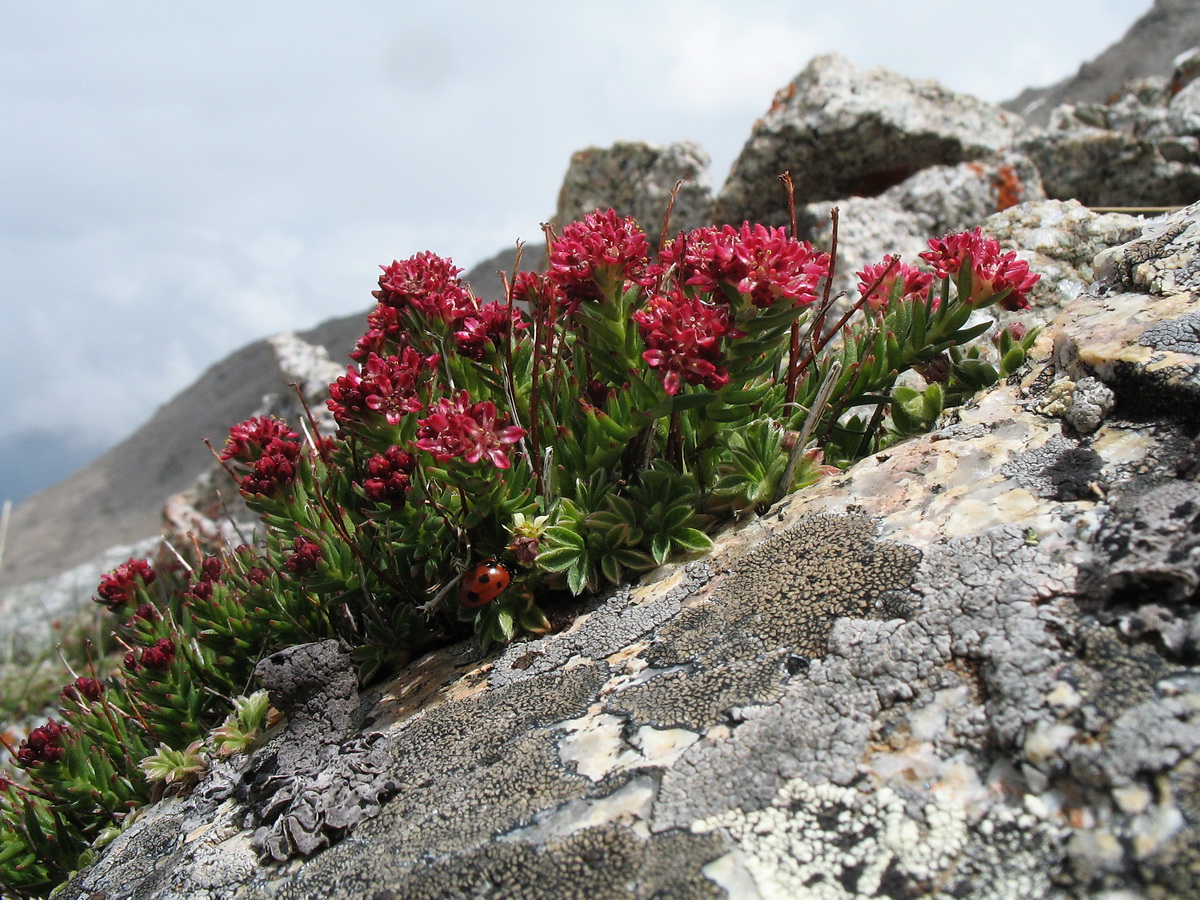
[715,53,1025,227]
[555,141,713,234]
[1021,125,1200,209]
[982,199,1145,315]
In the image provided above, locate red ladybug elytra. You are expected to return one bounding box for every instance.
[458,559,511,608]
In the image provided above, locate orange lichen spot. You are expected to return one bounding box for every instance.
[768,82,795,116]
[992,165,1023,211]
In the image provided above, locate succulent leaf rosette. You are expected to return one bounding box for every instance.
[0,208,1038,897]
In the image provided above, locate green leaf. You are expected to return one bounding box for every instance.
[672,528,713,553]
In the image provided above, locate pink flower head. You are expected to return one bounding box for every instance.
[374,252,474,324]
[351,303,410,362]
[548,209,652,304]
[285,537,323,576]
[634,288,735,395]
[361,445,417,506]
[415,391,526,469]
[61,677,104,704]
[453,302,530,361]
[95,558,156,612]
[328,348,437,427]
[856,255,934,313]
[16,719,67,767]
[659,224,829,309]
[919,228,1039,311]
[220,416,299,463]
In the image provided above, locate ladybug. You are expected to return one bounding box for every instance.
[458,559,511,608]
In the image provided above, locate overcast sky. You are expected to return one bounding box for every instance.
[0,0,1150,505]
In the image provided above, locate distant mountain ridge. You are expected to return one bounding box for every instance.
[1002,0,1200,125]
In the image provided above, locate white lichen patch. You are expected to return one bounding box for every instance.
[555,710,700,781]
[1022,721,1079,769]
[498,774,658,845]
[692,778,969,899]
[1035,379,1076,418]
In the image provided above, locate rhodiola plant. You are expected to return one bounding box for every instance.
[0,207,1038,897]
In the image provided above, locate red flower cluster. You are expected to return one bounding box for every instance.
[634,289,737,395]
[61,677,104,704]
[548,209,652,304]
[220,416,296,461]
[352,304,409,362]
[16,720,67,767]
[375,252,474,324]
[285,537,323,576]
[659,223,830,309]
[416,391,526,469]
[95,558,156,612]
[919,228,1039,311]
[453,302,529,361]
[856,255,934,313]
[184,555,224,603]
[125,637,176,674]
[221,417,305,498]
[361,446,416,506]
[328,348,436,427]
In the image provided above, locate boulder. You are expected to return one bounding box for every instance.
[1022,117,1200,209]
[715,54,1025,227]
[62,203,1200,898]
[555,140,714,234]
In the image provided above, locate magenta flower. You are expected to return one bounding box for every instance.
[452,302,530,360]
[239,438,302,498]
[548,209,652,304]
[375,252,474,324]
[361,446,417,506]
[351,303,409,362]
[328,348,437,427]
[220,416,299,462]
[634,288,735,395]
[856,255,934,313]
[219,418,307,498]
[95,558,156,612]
[16,719,67,767]
[659,223,829,309]
[416,391,526,469]
[919,228,1039,311]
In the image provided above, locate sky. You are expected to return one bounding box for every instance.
[0,0,1151,505]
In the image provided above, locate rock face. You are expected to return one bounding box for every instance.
[556,141,714,235]
[62,202,1200,899]
[715,54,1025,227]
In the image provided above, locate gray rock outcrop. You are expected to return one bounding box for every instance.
[555,141,714,235]
[715,53,1025,227]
